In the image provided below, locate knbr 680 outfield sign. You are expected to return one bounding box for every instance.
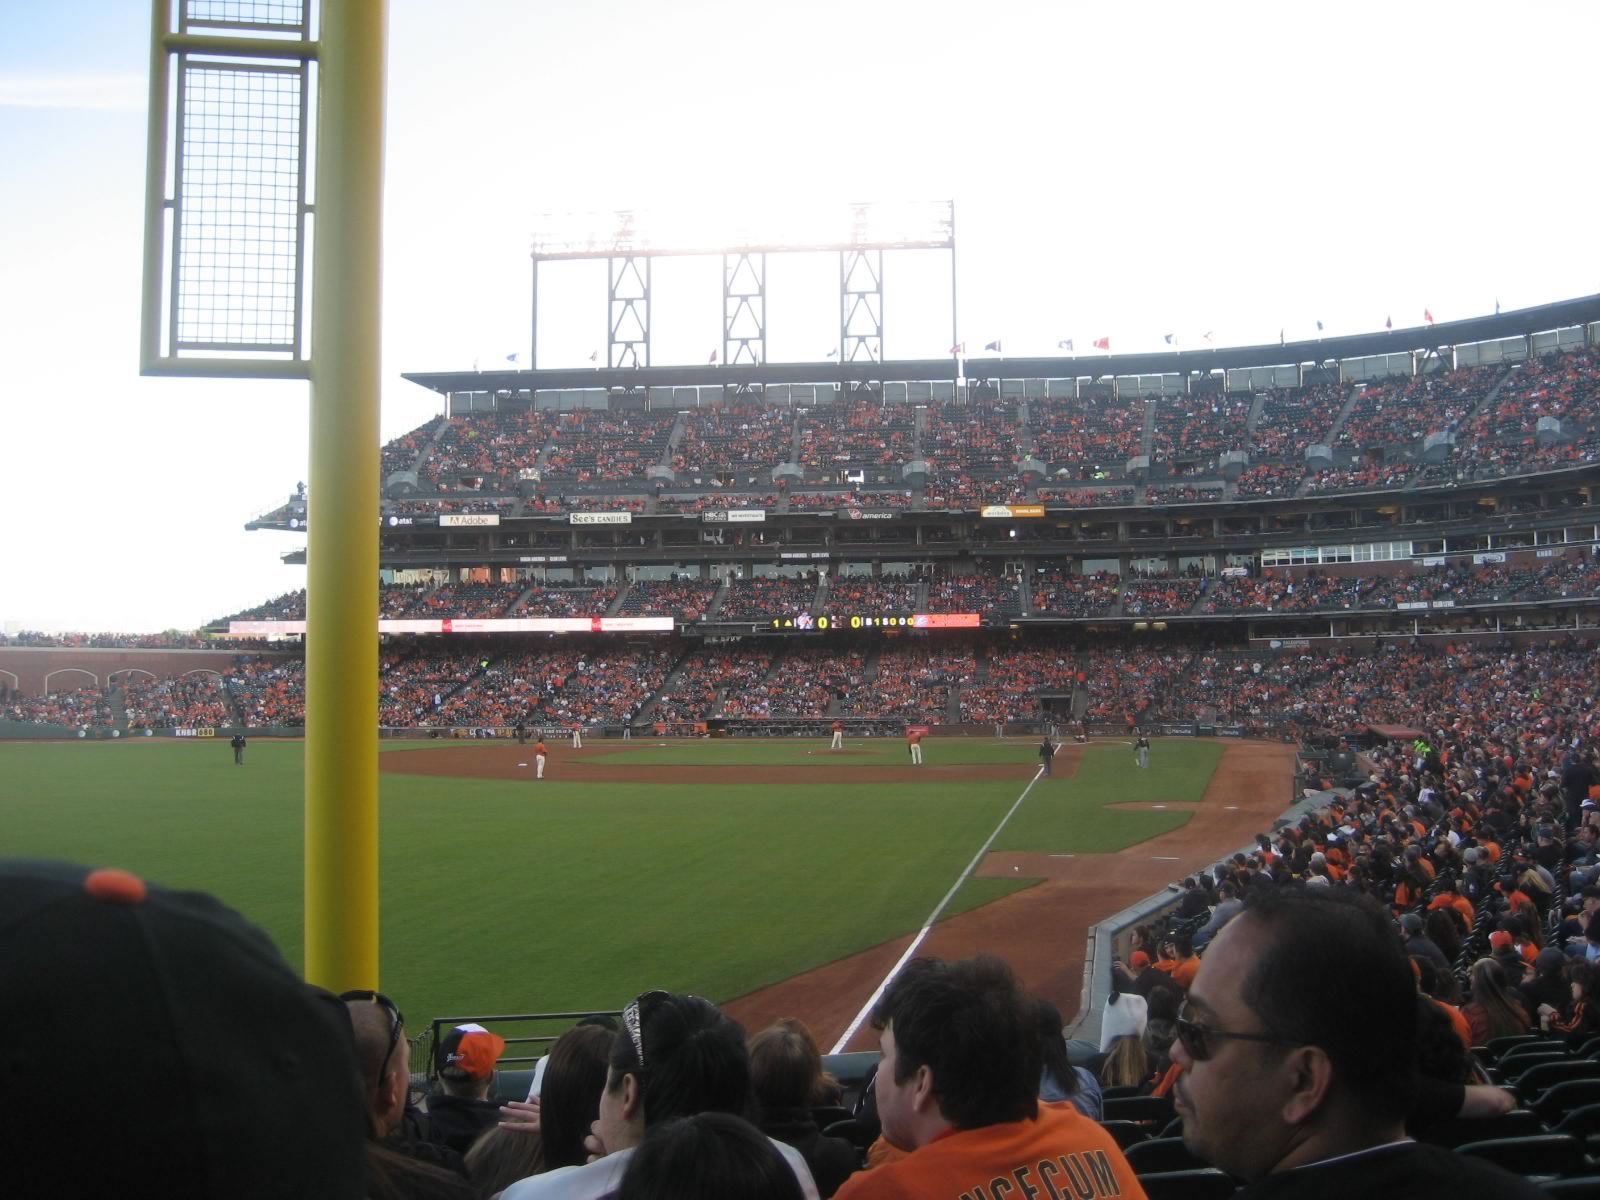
[767,612,980,631]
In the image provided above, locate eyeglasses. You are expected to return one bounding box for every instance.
[341,990,404,1092]
[622,989,671,1071]
[1174,1005,1296,1062]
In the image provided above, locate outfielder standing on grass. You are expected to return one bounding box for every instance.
[571,723,583,750]
[831,719,844,751]
[534,738,548,780]
[1134,730,1151,769]
[907,726,924,766]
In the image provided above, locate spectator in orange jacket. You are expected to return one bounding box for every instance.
[834,956,1144,1200]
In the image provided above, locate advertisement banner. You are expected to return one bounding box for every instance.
[1472,551,1506,565]
[1220,566,1250,578]
[1537,548,1559,558]
[979,504,1046,518]
[231,616,672,636]
[839,508,897,520]
[440,513,500,527]
[1421,556,1446,566]
[1214,725,1246,737]
[1396,602,1429,611]
[727,509,767,523]
[913,613,982,629]
[1431,600,1456,609]
[570,512,633,525]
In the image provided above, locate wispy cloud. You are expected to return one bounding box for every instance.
[0,75,144,112]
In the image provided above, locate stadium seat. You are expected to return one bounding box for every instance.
[1578,1037,1600,1060]
[1516,1060,1600,1102]
[1101,1084,1143,1101]
[492,1068,536,1103]
[810,1104,854,1130]
[1535,1081,1600,1124]
[1456,1133,1587,1179]
[1124,1137,1209,1175]
[1543,1175,1600,1198]
[1102,1095,1177,1127]
[820,1118,876,1152]
[1502,1050,1573,1082]
[1554,1103,1600,1145]
[1418,1107,1546,1148]
[1483,1033,1543,1062]
[1133,1168,1238,1200]
[1100,1119,1150,1149]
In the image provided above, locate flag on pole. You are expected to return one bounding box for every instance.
[709,349,719,364]
[984,339,1003,353]
[1316,320,1324,332]
[1057,339,1073,351]
[1424,309,1435,325]
[1093,337,1110,351]
[505,352,520,364]
[1202,331,1214,344]
[1279,328,1285,346]
[826,348,839,358]
[949,342,965,356]
[1163,334,1173,346]
[1495,298,1501,315]
[1385,316,1392,330]
[588,350,599,363]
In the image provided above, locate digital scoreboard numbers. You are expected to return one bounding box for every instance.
[766,613,980,631]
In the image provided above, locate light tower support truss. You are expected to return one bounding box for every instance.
[608,254,650,369]
[526,202,954,377]
[723,250,766,371]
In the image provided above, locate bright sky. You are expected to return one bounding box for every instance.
[2,1,1596,633]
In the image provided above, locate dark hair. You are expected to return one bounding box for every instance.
[1031,998,1079,1100]
[1415,995,1473,1085]
[1169,931,1194,957]
[748,1024,819,1115]
[1467,958,1529,1042]
[1423,908,1462,963]
[1146,982,1183,1023]
[540,1024,615,1169]
[617,1112,802,1200]
[463,1126,545,1195]
[607,993,750,1128]
[870,956,1037,1130]
[1236,887,1419,1120]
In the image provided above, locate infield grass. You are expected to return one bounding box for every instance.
[0,735,1221,1026]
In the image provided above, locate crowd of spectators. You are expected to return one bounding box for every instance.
[0,629,216,649]
[722,646,866,718]
[823,576,920,613]
[414,582,524,618]
[379,413,443,477]
[1232,462,1304,499]
[1030,394,1146,469]
[797,398,914,469]
[650,645,774,723]
[1336,364,1499,451]
[225,656,306,726]
[922,398,1020,477]
[838,646,974,721]
[1195,571,1374,614]
[122,672,231,730]
[1303,460,1416,495]
[418,410,557,489]
[616,579,720,621]
[1249,383,1343,460]
[656,493,778,514]
[1030,568,1120,617]
[1,683,115,730]
[519,645,675,726]
[718,576,820,621]
[923,476,1027,509]
[1151,393,1251,463]
[543,410,677,482]
[1144,484,1222,506]
[1034,486,1135,507]
[515,584,619,618]
[378,646,494,726]
[925,572,1020,615]
[1477,349,1600,440]
[672,403,794,475]
[1120,578,1205,617]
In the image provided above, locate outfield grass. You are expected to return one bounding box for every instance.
[0,736,1220,1026]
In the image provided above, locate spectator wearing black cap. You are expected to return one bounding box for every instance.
[424,1023,508,1156]
[1399,912,1450,975]
[0,858,369,1200]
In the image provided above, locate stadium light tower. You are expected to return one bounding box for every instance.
[140,0,384,996]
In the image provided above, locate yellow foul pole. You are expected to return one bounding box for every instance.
[305,0,386,993]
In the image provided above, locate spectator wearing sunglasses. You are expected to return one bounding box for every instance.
[1170,888,1542,1198]
[834,956,1143,1200]
[501,990,819,1200]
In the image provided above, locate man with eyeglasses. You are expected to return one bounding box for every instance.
[1169,888,1542,1198]
[501,990,819,1200]
[834,956,1143,1200]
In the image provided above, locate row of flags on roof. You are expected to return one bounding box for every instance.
[482,304,1486,369]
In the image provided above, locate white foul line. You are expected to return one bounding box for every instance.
[828,765,1049,1054]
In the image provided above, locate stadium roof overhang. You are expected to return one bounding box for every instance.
[402,292,1600,397]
